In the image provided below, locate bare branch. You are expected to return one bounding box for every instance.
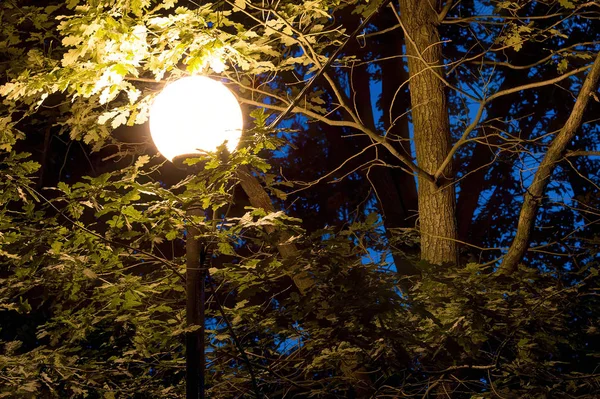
[434,64,594,181]
[498,52,600,274]
[438,0,453,23]
[237,97,435,184]
[565,150,600,157]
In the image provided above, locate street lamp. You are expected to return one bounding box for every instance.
[149,75,243,399]
[149,75,243,161]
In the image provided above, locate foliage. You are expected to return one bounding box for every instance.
[1,0,600,398]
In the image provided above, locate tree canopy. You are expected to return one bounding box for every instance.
[1,0,600,397]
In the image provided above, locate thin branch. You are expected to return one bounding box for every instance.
[473,41,600,70]
[427,364,496,374]
[238,97,435,184]
[565,150,600,157]
[267,0,394,128]
[285,142,380,195]
[438,0,453,22]
[486,64,592,103]
[207,269,262,398]
[433,63,594,181]
[23,185,185,281]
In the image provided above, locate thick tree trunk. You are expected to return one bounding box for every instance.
[499,53,600,274]
[398,0,458,265]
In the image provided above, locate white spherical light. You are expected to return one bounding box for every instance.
[149,76,243,161]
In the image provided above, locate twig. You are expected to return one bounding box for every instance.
[438,0,453,22]
[267,0,394,128]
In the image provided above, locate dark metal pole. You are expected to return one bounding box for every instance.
[186,206,205,399]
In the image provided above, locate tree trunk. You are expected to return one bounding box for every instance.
[499,52,600,274]
[398,0,458,265]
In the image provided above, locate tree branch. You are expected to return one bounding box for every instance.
[266,0,394,128]
[498,52,600,274]
[433,64,594,182]
[238,97,435,184]
[565,150,600,157]
[438,0,453,22]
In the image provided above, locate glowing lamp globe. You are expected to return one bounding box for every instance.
[149,76,243,161]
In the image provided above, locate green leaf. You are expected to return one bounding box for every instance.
[121,205,143,220]
[165,230,178,241]
[218,242,235,255]
[557,58,569,74]
[123,291,142,309]
[50,241,63,254]
[559,0,575,8]
[135,155,150,169]
[365,212,379,226]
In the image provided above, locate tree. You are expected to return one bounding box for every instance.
[398,0,458,265]
[1,0,600,398]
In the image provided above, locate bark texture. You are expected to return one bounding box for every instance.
[398,0,458,265]
[499,52,600,274]
[236,164,298,258]
[236,165,319,294]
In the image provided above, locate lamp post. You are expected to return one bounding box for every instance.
[149,75,243,399]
